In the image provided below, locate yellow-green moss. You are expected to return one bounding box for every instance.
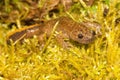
[0,0,120,80]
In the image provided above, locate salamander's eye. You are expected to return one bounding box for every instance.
[92,31,96,36]
[78,34,83,39]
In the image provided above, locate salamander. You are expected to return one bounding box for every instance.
[7,17,101,48]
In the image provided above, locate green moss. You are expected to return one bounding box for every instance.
[0,0,120,80]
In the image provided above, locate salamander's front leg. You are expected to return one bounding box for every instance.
[55,33,73,48]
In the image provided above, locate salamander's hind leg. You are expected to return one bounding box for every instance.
[37,33,47,48]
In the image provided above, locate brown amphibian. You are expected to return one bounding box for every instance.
[7,17,101,48]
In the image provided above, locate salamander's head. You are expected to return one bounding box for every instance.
[70,22,101,44]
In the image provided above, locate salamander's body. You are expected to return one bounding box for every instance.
[7,17,101,47]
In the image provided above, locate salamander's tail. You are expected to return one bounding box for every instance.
[6,24,40,44]
[6,29,27,44]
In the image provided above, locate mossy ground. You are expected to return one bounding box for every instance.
[0,0,120,80]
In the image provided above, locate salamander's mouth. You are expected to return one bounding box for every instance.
[78,37,95,44]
